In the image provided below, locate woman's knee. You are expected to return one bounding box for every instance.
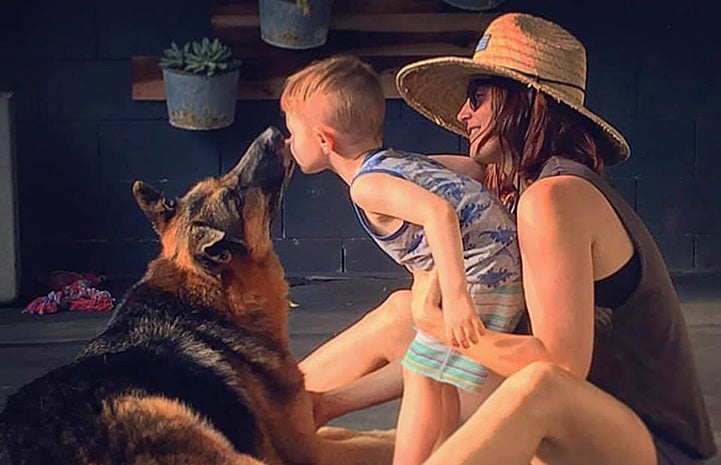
[508,361,567,392]
[363,290,412,329]
[384,289,413,315]
[500,362,570,417]
[362,290,413,358]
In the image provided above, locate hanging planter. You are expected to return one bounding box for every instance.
[159,38,241,130]
[441,0,506,11]
[259,0,335,50]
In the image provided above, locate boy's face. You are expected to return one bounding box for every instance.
[285,110,327,174]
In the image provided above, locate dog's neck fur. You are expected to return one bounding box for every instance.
[142,253,290,350]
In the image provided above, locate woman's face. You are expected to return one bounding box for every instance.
[456,79,503,164]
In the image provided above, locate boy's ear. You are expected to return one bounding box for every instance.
[314,124,336,154]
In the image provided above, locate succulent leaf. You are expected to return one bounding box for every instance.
[160,37,240,76]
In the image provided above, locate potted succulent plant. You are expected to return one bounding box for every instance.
[159,38,242,130]
[259,0,335,50]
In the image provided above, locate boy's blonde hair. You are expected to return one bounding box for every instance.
[280,55,385,145]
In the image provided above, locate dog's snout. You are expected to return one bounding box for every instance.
[281,139,292,163]
[262,126,285,148]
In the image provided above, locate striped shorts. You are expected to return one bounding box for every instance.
[402,280,525,393]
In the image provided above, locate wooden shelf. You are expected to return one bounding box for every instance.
[131,3,494,101]
[212,12,491,33]
[213,0,457,15]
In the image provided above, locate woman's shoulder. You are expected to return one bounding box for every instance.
[518,175,607,223]
[521,174,594,202]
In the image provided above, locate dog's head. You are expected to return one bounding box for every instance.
[132,127,293,336]
[133,126,291,274]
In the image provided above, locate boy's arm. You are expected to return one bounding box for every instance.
[350,173,484,347]
[412,269,551,378]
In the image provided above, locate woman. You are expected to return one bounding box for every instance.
[300,13,717,465]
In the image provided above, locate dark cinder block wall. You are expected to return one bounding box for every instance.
[0,0,719,294]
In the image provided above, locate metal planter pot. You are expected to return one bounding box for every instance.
[162,68,239,130]
[259,0,334,50]
[441,0,506,11]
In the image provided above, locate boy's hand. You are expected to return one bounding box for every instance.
[443,293,485,348]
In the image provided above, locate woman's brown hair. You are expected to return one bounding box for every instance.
[475,78,608,210]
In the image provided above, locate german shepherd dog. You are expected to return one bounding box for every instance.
[0,127,394,465]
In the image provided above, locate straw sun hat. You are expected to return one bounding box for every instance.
[396,13,630,165]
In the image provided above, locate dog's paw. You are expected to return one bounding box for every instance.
[317,426,396,442]
[357,428,396,441]
[317,426,357,440]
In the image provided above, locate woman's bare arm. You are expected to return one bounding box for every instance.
[429,154,487,183]
[415,176,598,379]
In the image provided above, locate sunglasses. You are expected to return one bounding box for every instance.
[465,78,491,111]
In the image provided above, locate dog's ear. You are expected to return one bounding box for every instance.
[190,224,247,268]
[133,181,176,234]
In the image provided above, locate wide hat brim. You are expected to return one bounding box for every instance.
[396,56,630,166]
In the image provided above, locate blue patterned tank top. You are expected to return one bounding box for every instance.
[351,148,521,287]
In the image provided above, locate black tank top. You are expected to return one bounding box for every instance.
[594,251,640,309]
[517,156,716,459]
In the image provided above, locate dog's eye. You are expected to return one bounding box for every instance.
[163,199,176,210]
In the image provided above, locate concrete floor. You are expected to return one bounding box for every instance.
[0,275,719,463]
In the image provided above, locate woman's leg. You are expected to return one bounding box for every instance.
[315,358,502,427]
[300,290,414,392]
[393,368,445,465]
[300,286,503,426]
[424,361,657,465]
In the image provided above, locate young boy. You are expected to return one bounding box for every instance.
[280,55,524,465]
